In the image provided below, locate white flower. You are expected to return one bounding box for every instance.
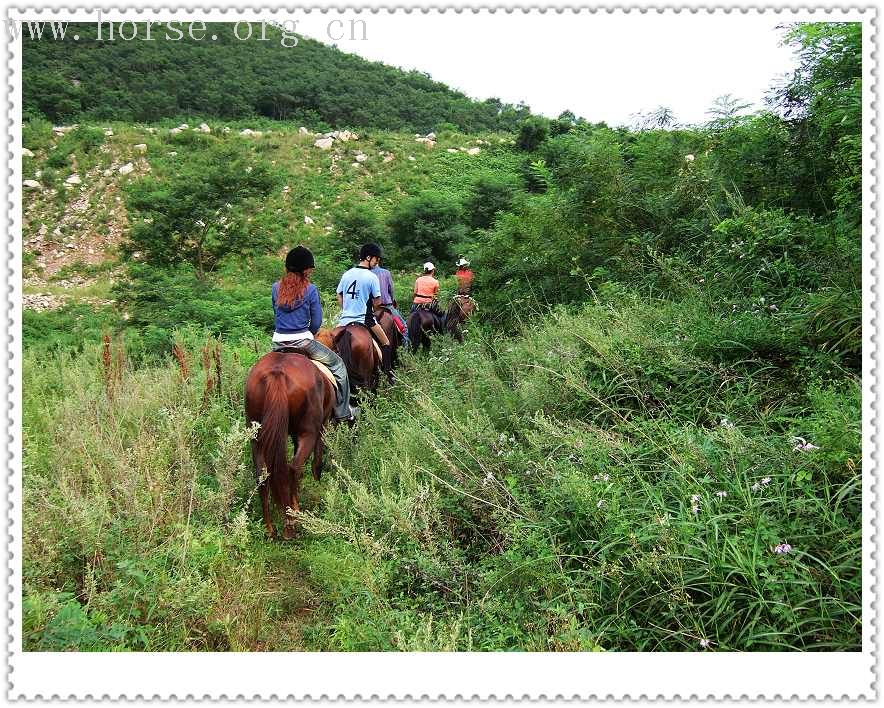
[792,437,820,452]
[596,499,606,509]
[773,543,793,555]
[593,473,610,482]
[751,482,761,492]
[195,219,205,228]
[699,638,712,649]
[715,491,727,498]
[761,477,771,486]
[720,417,735,429]
[685,154,695,162]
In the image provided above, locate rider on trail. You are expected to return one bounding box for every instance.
[412,262,444,320]
[271,245,358,423]
[336,243,395,382]
[455,257,474,295]
[372,256,409,347]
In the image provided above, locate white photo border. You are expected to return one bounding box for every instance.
[3,4,877,701]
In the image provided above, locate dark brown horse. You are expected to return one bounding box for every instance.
[376,308,403,370]
[407,296,477,352]
[245,352,335,539]
[317,323,381,396]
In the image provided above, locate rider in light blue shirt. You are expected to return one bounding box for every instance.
[336,243,394,382]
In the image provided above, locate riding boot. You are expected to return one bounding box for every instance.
[381,344,394,383]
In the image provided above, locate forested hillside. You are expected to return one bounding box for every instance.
[21,22,863,651]
[23,22,532,131]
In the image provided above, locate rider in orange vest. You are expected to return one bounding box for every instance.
[412,262,442,316]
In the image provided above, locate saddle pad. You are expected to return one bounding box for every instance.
[272,348,337,390]
[311,360,338,391]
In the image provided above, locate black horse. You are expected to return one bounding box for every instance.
[406,296,477,353]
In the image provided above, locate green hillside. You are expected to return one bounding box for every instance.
[23,22,532,131]
[20,22,862,651]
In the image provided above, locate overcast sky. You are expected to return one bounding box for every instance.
[295,12,800,127]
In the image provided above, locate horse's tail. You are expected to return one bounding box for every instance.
[407,311,422,351]
[258,371,290,512]
[335,327,354,375]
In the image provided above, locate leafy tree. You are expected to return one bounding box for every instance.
[463,173,522,230]
[516,116,550,151]
[387,191,463,265]
[332,200,387,260]
[706,94,752,123]
[123,146,277,277]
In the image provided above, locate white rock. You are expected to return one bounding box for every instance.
[146,127,156,134]
[240,129,254,136]
[314,137,334,150]
[383,154,395,163]
[426,132,436,140]
[408,155,416,161]
[355,153,368,163]
[351,162,361,168]
[252,131,263,138]
[102,169,112,177]
[178,124,189,130]
[466,147,481,155]
[304,216,315,225]
[134,143,148,153]
[22,148,34,158]
[104,129,114,137]
[118,162,135,175]
[446,148,459,153]
[23,179,41,190]
[198,123,211,133]
[65,174,81,185]
[299,126,310,135]
[169,128,182,135]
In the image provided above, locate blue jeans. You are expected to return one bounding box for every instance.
[271,338,352,419]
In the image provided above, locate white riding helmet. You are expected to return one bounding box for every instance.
[456,258,470,267]
[423,261,435,272]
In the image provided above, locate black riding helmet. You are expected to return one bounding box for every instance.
[360,243,383,260]
[285,245,315,273]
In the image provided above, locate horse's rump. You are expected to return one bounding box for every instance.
[330,323,380,391]
[245,352,335,537]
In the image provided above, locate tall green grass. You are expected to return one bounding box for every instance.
[22,293,860,651]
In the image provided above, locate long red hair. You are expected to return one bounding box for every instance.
[277,271,310,308]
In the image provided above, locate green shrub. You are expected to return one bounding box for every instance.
[387,190,464,266]
[516,116,549,151]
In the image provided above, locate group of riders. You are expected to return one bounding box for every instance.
[269,243,475,425]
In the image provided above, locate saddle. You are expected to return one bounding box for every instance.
[272,348,338,391]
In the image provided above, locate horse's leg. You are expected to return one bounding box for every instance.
[283,432,314,540]
[312,434,325,481]
[251,439,276,538]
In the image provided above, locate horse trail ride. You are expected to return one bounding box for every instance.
[245,246,477,538]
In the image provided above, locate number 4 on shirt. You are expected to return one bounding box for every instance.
[346,280,358,299]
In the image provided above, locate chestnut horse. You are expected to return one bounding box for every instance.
[407,295,477,353]
[245,352,335,539]
[317,323,381,396]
